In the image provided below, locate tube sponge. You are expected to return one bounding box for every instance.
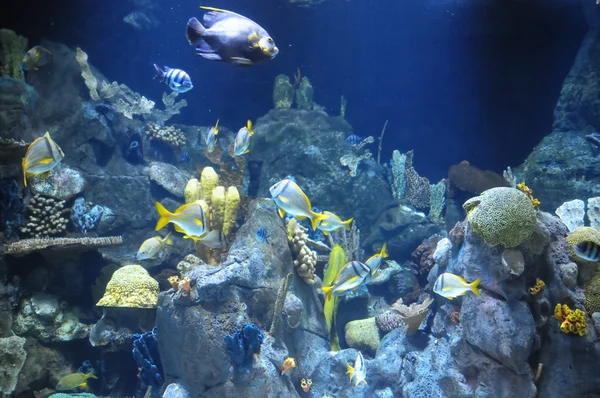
[200,167,219,206]
[211,186,226,231]
[223,186,240,236]
[184,178,201,204]
[0,29,28,79]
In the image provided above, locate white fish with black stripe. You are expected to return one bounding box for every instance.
[153,64,193,93]
[574,240,600,262]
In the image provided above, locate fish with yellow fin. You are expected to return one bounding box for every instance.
[56,371,97,391]
[155,201,207,237]
[321,260,371,300]
[346,351,367,387]
[365,243,388,275]
[183,230,229,249]
[136,232,173,260]
[433,272,481,300]
[317,211,353,235]
[22,45,52,72]
[205,119,219,152]
[22,132,64,186]
[269,179,327,230]
[233,120,254,156]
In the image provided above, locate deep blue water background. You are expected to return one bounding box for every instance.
[1,0,587,180]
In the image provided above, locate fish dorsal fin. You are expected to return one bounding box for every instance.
[214,119,219,134]
[247,120,254,135]
[278,207,285,218]
[200,6,254,28]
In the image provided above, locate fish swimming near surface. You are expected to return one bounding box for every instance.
[155,201,207,237]
[153,64,193,93]
[346,351,367,387]
[433,272,481,300]
[255,227,269,243]
[56,371,97,391]
[184,229,229,249]
[205,119,219,152]
[136,232,173,260]
[317,211,353,235]
[365,243,388,276]
[22,132,65,187]
[269,179,328,230]
[345,135,363,146]
[186,6,279,66]
[125,132,144,164]
[574,241,600,262]
[233,120,254,156]
[22,45,52,72]
[321,260,372,300]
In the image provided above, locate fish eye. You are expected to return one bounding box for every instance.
[268,38,274,44]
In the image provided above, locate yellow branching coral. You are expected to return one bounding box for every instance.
[529,278,545,295]
[517,182,540,210]
[96,265,159,308]
[554,303,586,336]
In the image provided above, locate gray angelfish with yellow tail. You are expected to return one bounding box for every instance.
[22,132,65,187]
[186,6,279,66]
[269,178,327,230]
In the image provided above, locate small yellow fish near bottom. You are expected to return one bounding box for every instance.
[56,371,97,391]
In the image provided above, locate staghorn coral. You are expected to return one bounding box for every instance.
[375,311,404,333]
[340,151,372,177]
[517,182,540,210]
[529,278,545,295]
[5,236,122,255]
[146,124,186,148]
[0,29,28,79]
[584,270,600,314]
[270,273,293,337]
[19,194,69,238]
[391,296,434,335]
[463,187,536,248]
[554,303,586,336]
[96,265,159,308]
[287,218,317,284]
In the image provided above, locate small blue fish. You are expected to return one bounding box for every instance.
[256,227,269,243]
[153,64,193,93]
[345,135,363,146]
[181,151,190,162]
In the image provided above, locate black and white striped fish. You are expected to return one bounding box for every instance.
[575,241,600,262]
[153,64,193,93]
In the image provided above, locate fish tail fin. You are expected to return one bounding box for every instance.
[86,370,98,380]
[346,363,355,382]
[155,202,172,231]
[470,278,481,296]
[153,64,165,81]
[22,157,28,187]
[310,212,328,231]
[380,242,388,259]
[187,17,205,45]
[343,218,353,231]
[322,285,334,301]
[164,231,174,245]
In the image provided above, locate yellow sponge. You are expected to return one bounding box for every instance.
[211,186,226,231]
[223,186,240,236]
[200,167,219,206]
[184,178,201,204]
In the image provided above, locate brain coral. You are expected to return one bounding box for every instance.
[463,187,537,248]
[584,270,600,314]
[96,264,159,308]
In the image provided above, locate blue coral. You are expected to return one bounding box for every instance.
[71,198,103,233]
[224,322,264,366]
[132,327,164,388]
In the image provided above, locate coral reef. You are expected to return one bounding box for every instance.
[0,29,27,78]
[30,164,85,201]
[449,220,466,248]
[286,218,317,284]
[132,327,164,389]
[273,74,295,109]
[96,265,159,308]
[566,227,600,279]
[429,180,446,219]
[295,77,314,110]
[5,236,122,255]
[0,335,27,395]
[529,278,545,295]
[375,311,403,333]
[19,194,69,238]
[554,304,586,336]
[584,270,600,314]
[390,296,433,335]
[463,187,537,248]
[71,197,103,233]
[555,199,585,232]
[176,254,203,276]
[224,323,264,366]
[411,235,442,282]
[448,160,508,195]
[517,181,540,210]
[146,124,186,148]
[340,151,372,177]
[390,150,431,208]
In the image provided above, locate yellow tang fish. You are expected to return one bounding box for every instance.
[183,229,229,249]
[22,132,64,186]
[317,211,353,236]
[233,120,254,156]
[56,371,97,391]
[269,179,327,230]
[22,45,52,72]
[433,272,481,300]
[136,232,173,260]
[321,260,371,300]
[365,243,388,276]
[205,119,219,152]
[155,201,206,237]
[346,351,367,387]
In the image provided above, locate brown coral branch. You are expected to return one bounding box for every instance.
[5,236,123,255]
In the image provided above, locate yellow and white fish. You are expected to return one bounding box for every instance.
[136,232,173,260]
[22,132,64,186]
[433,272,481,300]
[56,371,97,391]
[22,45,52,72]
[155,201,207,237]
[184,229,229,249]
[269,179,327,230]
[233,120,254,156]
[365,243,388,275]
[317,211,353,235]
[205,119,219,152]
[321,260,371,300]
[574,240,600,262]
[346,351,367,387]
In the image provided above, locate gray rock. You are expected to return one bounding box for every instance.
[30,164,85,200]
[147,161,189,198]
[559,262,579,289]
[433,237,452,268]
[0,335,27,395]
[273,74,294,109]
[14,339,71,396]
[295,77,314,110]
[283,293,302,329]
[461,291,535,375]
[344,317,381,356]
[163,383,191,398]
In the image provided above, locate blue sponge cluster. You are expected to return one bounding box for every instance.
[132,327,164,388]
[223,322,264,366]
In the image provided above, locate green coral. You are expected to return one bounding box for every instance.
[463,187,537,248]
[0,29,27,79]
[584,270,600,314]
[96,265,159,308]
